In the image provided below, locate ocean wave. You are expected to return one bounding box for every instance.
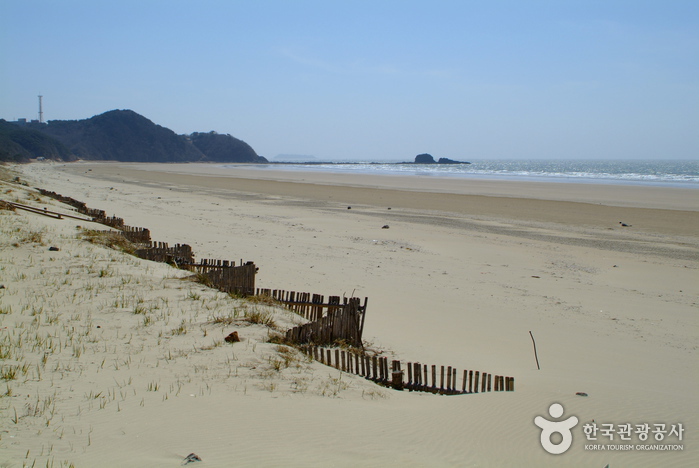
[224,159,699,187]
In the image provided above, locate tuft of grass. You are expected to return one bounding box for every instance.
[19,229,45,245]
[244,308,276,328]
[209,310,240,325]
[1,365,19,381]
[0,345,12,360]
[189,272,214,288]
[267,331,291,345]
[245,294,281,306]
[186,291,201,301]
[271,345,302,371]
[79,229,136,254]
[171,320,187,335]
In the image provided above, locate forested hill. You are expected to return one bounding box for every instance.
[0,109,266,163]
[0,119,74,163]
[189,131,261,163]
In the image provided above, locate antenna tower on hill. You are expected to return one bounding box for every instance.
[38,95,43,123]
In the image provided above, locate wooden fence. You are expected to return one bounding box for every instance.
[184,260,258,297]
[302,346,514,395]
[37,188,258,296]
[134,241,195,264]
[256,289,368,323]
[284,297,366,347]
[120,226,151,244]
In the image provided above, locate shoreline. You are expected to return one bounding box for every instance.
[56,162,699,243]
[224,162,699,190]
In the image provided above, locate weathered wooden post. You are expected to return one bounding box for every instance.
[474,371,480,393]
[391,360,403,390]
[462,370,468,393]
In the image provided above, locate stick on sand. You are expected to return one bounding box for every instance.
[529,331,541,370]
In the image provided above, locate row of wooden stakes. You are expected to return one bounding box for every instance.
[36,188,516,395]
[256,288,368,323]
[302,346,514,395]
[37,188,259,296]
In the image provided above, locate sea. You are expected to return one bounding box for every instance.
[228,159,699,189]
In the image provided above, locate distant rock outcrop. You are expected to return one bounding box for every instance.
[437,157,468,164]
[413,153,470,164]
[414,153,436,164]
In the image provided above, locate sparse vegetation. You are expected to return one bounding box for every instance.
[171,319,188,336]
[0,173,386,467]
[79,228,135,254]
[244,308,276,328]
[190,272,214,288]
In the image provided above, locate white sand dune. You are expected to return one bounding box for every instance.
[1,162,696,467]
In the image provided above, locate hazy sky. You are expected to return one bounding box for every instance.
[2,1,697,160]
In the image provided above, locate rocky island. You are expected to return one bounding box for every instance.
[412,153,470,164]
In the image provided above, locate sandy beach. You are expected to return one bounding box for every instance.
[2,161,697,467]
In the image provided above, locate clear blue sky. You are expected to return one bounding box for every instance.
[2,0,697,160]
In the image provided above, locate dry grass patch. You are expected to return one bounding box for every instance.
[244,294,281,306]
[243,307,276,328]
[79,228,136,254]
